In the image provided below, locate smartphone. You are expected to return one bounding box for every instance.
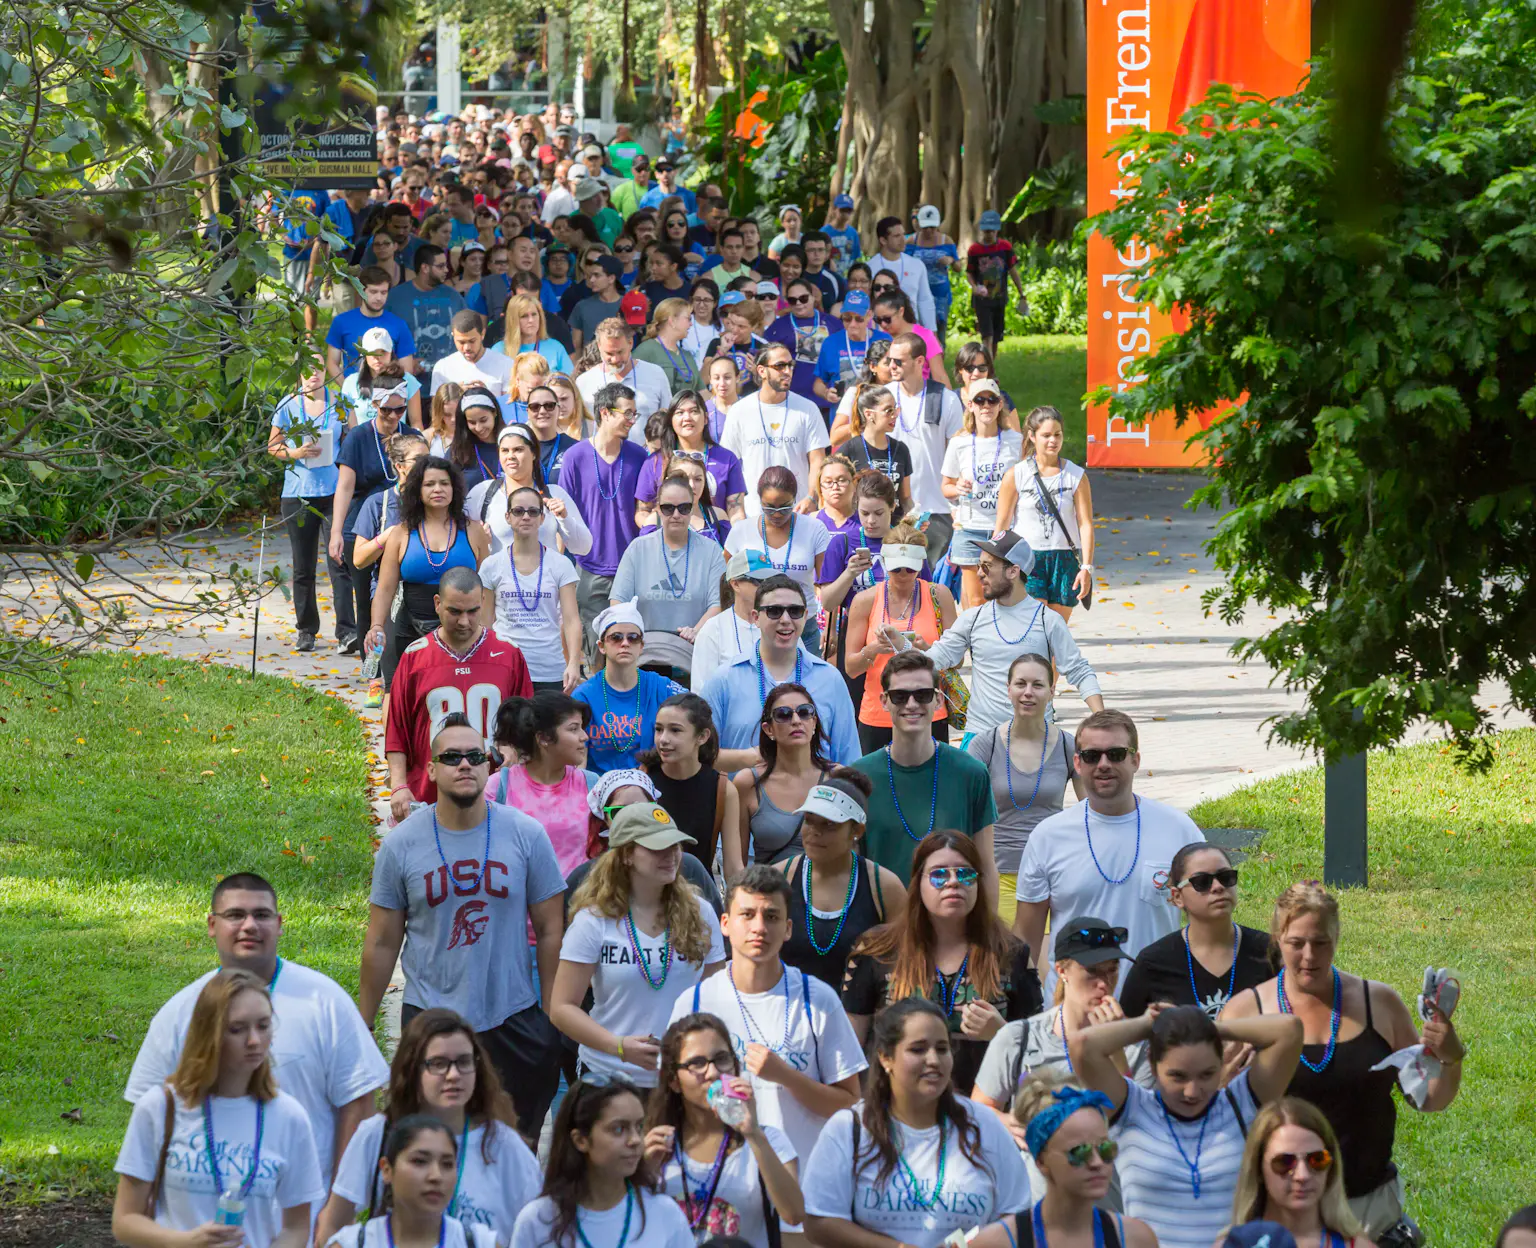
[915,511,932,527]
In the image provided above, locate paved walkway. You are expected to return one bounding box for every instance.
[17,471,1528,814]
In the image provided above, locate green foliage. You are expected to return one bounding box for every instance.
[945,241,1087,337]
[986,335,1089,463]
[1087,3,1536,765]
[1002,152,1086,223]
[0,652,375,1194]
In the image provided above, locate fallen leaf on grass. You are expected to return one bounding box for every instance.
[60,1107,83,1123]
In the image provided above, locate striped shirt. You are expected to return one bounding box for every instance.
[1112,1069,1258,1248]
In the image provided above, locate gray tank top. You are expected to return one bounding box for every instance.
[750,770,825,864]
[967,727,1076,876]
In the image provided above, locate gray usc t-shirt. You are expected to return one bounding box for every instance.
[370,802,565,1032]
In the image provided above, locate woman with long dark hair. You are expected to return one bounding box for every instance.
[643,1013,803,1248]
[641,692,739,881]
[466,422,592,558]
[828,339,895,443]
[732,682,832,867]
[635,390,748,526]
[723,466,829,648]
[366,455,487,686]
[317,1009,536,1248]
[843,831,1040,1096]
[449,386,506,493]
[509,1077,691,1248]
[802,998,1030,1248]
[684,278,722,367]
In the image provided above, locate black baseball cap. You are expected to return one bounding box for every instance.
[654,157,676,171]
[1054,917,1133,967]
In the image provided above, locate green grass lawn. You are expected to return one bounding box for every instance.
[982,334,1088,463]
[0,652,376,1198]
[1190,729,1536,1248]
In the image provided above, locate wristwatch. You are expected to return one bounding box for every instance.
[1081,563,1095,572]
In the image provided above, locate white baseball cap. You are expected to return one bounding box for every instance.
[882,543,927,572]
[360,327,395,354]
[915,204,942,228]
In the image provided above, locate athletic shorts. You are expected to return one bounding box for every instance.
[1026,548,1081,607]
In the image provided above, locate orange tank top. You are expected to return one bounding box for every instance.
[859,579,947,727]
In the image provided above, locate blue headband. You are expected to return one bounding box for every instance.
[1023,1087,1115,1160]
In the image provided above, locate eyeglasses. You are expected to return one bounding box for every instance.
[760,603,807,620]
[1064,1140,1119,1167]
[657,501,694,517]
[212,908,277,924]
[677,1050,738,1078]
[435,749,491,767]
[1269,1149,1333,1177]
[1177,868,1239,893]
[527,400,558,413]
[508,506,542,519]
[422,1054,476,1076]
[605,631,644,645]
[927,866,980,889]
[769,703,817,723]
[1078,747,1133,764]
[886,687,937,706]
[1066,925,1129,948]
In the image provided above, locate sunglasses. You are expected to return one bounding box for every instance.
[508,506,542,519]
[1065,1140,1118,1167]
[887,687,937,706]
[672,448,706,460]
[875,315,896,325]
[756,293,779,302]
[972,394,1002,406]
[527,400,558,413]
[761,504,795,517]
[766,703,817,726]
[763,359,794,370]
[677,1050,738,1078]
[760,603,807,621]
[1270,1149,1333,1176]
[615,246,635,255]
[1177,868,1239,893]
[435,749,490,767]
[927,866,979,889]
[657,501,694,517]
[1066,925,1129,948]
[788,294,813,305]
[1078,746,1133,764]
[378,403,408,414]
[605,631,644,644]
[574,1070,642,1094]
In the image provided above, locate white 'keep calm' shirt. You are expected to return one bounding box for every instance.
[512,1189,694,1248]
[668,965,867,1170]
[479,546,580,683]
[115,1088,323,1248]
[332,1114,541,1244]
[123,961,388,1188]
[562,893,725,1086]
[802,1098,1031,1248]
[659,1125,797,1248]
[1016,795,1204,998]
[942,431,1025,532]
[720,394,831,514]
[887,381,964,516]
[724,516,830,598]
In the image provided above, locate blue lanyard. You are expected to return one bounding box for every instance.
[202,1097,265,1200]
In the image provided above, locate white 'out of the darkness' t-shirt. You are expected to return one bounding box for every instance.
[659,1125,797,1248]
[512,1189,694,1248]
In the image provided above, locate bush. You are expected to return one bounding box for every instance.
[943,240,1087,338]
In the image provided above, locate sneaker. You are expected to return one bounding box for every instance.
[296,631,316,653]
[338,630,360,655]
[364,679,384,709]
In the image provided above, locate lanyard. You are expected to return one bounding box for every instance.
[202,1097,265,1200]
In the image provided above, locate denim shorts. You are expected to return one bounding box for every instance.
[1026,548,1081,607]
[948,527,994,568]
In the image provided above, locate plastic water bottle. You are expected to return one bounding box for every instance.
[214,1194,246,1228]
[706,1078,750,1128]
[361,634,385,680]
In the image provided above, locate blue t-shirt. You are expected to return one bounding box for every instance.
[907,238,960,314]
[541,278,572,317]
[282,191,327,261]
[271,391,346,498]
[814,329,891,393]
[489,338,575,375]
[326,308,417,375]
[823,224,862,277]
[640,185,697,214]
[450,218,480,248]
[573,669,687,773]
[322,199,361,243]
[335,420,401,536]
[385,283,466,372]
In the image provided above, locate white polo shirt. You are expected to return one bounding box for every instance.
[576,357,674,427]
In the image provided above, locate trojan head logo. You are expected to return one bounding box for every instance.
[447,900,490,949]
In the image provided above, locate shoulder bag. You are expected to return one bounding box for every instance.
[1031,464,1092,611]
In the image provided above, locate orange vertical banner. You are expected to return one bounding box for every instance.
[1086,0,1309,467]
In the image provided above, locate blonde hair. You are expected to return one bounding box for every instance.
[645,297,691,340]
[547,373,590,439]
[418,212,451,241]
[1011,1063,1077,1124]
[885,521,923,548]
[503,293,548,350]
[567,848,712,965]
[511,351,552,399]
[961,387,1004,435]
[1230,1098,1361,1236]
[1271,880,1340,949]
[430,381,464,450]
[169,970,279,1105]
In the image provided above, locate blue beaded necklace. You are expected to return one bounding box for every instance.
[755,640,804,705]
[803,855,860,956]
[660,530,692,598]
[1002,722,1049,813]
[575,1181,635,1248]
[935,952,969,1017]
[759,516,794,571]
[599,672,643,755]
[885,745,939,843]
[1084,796,1140,885]
[1185,925,1240,1014]
[593,441,623,501]
[433,806,493,894]
[893,1121,948,1211]
[991,598,1045,645]
[1278,966,1343,1072]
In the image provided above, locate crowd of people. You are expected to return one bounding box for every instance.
[118,97,1504,1248]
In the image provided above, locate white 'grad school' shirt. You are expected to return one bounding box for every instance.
[479,545,581,683]
[668,964,867,1171]
[512,1189,694,1248]
[123,961,388,1189]
[331,1114,541,1245]
[1016,795,1204,999]
[562,892,726,1086]
[115,1088,323,1248]
[802,1098,1032,1248]
[369,802,567,1032]
[720,393,832,515]
[328,1215,497,1248]
[659,1125,797,1248]
[1112,1070,1260,1248]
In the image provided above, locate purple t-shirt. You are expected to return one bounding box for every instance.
[816,509,859,542]
[635,446,747,507]
[817,531,932,613]
[558,440,650,576]
[706,400,730,442]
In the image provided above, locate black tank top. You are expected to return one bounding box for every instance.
[647,765,722,875]
[780,853,886,990]
[1255,979,1398,1197]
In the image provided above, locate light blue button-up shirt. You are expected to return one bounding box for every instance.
[700,645,862,764]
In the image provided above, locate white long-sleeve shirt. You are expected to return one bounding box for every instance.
[868,253,937,331]
[927,595,1102,734]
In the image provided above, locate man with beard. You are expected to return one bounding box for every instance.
[385,243,465,379]
[361,711,565,1142]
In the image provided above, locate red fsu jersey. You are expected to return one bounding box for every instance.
[386,628,532,803]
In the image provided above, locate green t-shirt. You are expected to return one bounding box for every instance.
[609,140,646,177]
[853,742,998,881]
[594,206,625,247]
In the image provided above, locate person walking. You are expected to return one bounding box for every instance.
[732,681,834,868]
[867,216,938,332]
[642,692,739,882]
[688,552,770,680]
[486,692,596,875]
[573,601,688,774]
[906,205,964,343]
[467,423,592,559]
[634,390,747,524]
[362,714,567,1142]
[943,379,1025,609]
[836,384,916,508]
[723,467,831,646]
[884,331,963,567]
[966,211,1029,358]
[719,343,831,516]
[611,474,729,656]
